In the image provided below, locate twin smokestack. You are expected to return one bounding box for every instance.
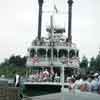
[37,0,73,43]
[38,0,43,40]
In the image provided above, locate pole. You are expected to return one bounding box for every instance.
[61,65,64,92]
[61,64,64,100]
[67,0,73,43]
[50,15,54,66]
[38,0,43,40]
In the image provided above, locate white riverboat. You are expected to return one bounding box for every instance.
[25,0,80,86]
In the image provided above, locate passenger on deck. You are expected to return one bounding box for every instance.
[43,69,49,81]
[54,73,60,82]
[39,71,43,82]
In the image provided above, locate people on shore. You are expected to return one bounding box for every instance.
[74,73,100,94]
[79,75,89,92]
[14,73,23,99]
[14,73,21,87]
[68,78,76,94]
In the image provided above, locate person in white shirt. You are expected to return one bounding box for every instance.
[43,69,49,81]
[98,75,100,94]
[91,75,99,93]
[79,75,89,92]
[14,73,20,87]
[68,78,76,94]
[74,75,82,89]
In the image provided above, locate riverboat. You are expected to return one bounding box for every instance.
[24,0,80,96]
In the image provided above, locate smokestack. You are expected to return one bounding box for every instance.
[38,0,43,40]
[67,0,73,43]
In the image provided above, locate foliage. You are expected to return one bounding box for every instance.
[80,56,88,69]
[1,55,27,67]
[89,57,96,71]
[95,54,100,71]
[0,66,27,78]
[88,55,100,72]
[0,55,27,77]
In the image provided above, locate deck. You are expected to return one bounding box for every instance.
[23,81,69,86]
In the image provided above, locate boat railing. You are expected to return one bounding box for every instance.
[27,74,60,83]
[31,41,77,48]
[27,57,79,65]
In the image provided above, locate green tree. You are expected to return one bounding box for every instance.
[95,54,100,71]
[9,55,16,66]
[80,56,88,74]
[89,57,96,71]
[7,55,26,67]
[80,56,88,69]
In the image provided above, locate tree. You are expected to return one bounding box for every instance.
[80,56,88,74]
[89,57,96,71]
[9,55,16,66]
[8,55,26,67]
[95,54,100,71]
[15,55,23,66]
[80,56,88,69]
[21,56,27,66]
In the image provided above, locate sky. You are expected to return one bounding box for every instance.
[0,0,100,62]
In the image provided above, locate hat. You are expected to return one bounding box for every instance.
[93,73,99,77]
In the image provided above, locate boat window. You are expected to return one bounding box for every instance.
[47,49,51,58]
[37,48,46,57]
[76,50,79,57]
[30,48,36,57]
[59,49,68,57]
[69,49,75,58]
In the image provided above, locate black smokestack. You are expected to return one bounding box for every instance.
[38,0,43,40]
[67,0,73,43]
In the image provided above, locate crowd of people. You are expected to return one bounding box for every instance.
[28,69,100,95]
[28,69,60,82]
[66,73,100,94]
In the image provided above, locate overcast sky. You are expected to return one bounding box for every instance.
[0,0,100,62]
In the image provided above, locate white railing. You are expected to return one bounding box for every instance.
[31,41,77,48]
